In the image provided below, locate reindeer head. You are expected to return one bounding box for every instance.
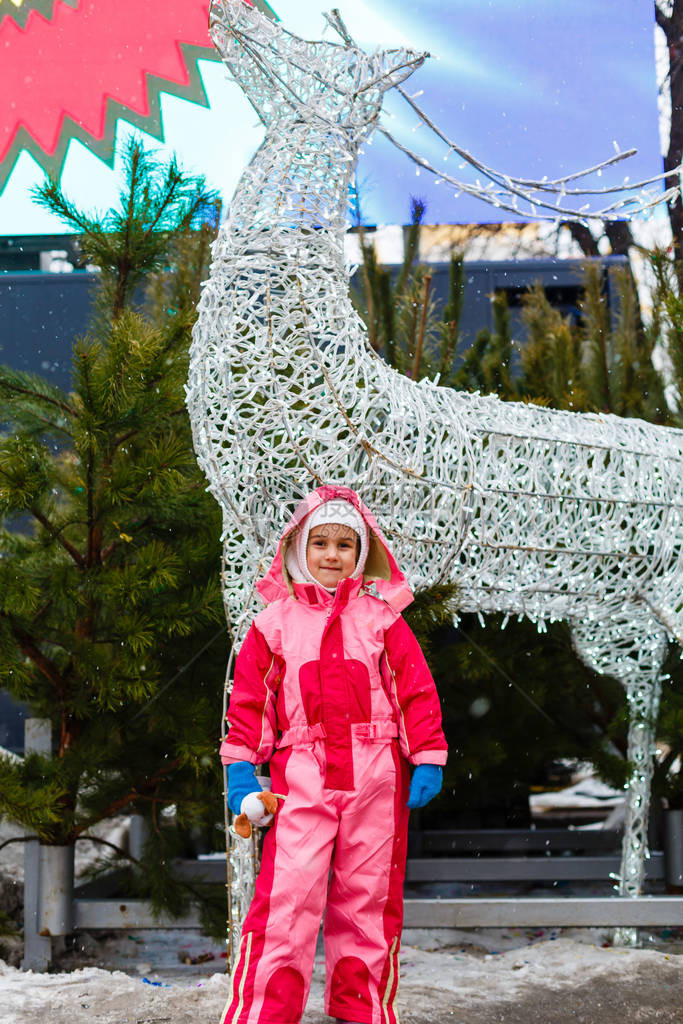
[210,0,426,130]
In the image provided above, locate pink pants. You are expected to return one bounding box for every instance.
[221,730,410,1024]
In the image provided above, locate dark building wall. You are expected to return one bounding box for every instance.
[0,271,96,751]
[373,256,627,354]
[0,271,98,391]
[0,258,626,394]
[0,692,27,753]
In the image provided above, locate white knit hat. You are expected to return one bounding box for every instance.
[285,499,369,589]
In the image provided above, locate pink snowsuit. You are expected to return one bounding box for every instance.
[219,486,447,1024]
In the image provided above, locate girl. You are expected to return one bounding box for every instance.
[221,485,447,1024]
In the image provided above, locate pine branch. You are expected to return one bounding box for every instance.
[581,262,613,411]
[0,836,33,853]
[72,758,182,838]
[0,755,67,834]
[142,169,182,241]
[0,371,76,420]
[30,506,85,567]
[395,196,425,300]
[438,254,464,381]
[8,620,69,698]
[30,178,103,243]
[411,272,432,378]
[77,833,139,864]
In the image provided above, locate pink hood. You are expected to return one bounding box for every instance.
[256,485,414,613]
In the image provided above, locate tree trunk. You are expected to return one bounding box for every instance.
[563,221,601,257]
[604,221,635,257]
[657,0,683,286]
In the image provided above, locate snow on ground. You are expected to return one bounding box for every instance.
[3,815,683,1022]
[2,926,683,1024]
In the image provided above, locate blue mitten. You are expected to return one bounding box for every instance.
[227,761,258,814]
[407,764,443,809]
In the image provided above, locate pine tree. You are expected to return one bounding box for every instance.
[0,140,227,927]
[649,247,683,425]
[351,196,465,381]
[453,259,673,423]
[518,282,588,411]
[452,292,515,399]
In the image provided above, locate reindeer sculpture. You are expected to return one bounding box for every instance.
[186,0,683,939]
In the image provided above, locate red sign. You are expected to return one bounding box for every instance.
[0,0,271,192]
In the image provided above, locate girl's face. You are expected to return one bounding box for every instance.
[306,523,359,587]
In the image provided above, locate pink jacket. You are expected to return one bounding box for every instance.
[220,486,447,790]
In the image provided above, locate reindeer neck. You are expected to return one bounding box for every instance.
[222,117,369,272]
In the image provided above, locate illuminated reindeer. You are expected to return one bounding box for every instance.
[186,0,683,926]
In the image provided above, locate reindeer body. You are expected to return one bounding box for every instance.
[187,0,683,907]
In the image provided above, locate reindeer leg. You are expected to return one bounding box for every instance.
[612,664,663,947]
[571,615,668,946]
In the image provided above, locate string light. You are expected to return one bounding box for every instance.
[384,84,677,222]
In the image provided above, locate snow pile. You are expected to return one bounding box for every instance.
[1,933,682,1024]
[529,776,625,815]
[0,959,231,1024]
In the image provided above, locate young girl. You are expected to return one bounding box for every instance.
[220,485,447,1024]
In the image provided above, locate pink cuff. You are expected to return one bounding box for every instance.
[410,749,448,767]
[219,740,260,765]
